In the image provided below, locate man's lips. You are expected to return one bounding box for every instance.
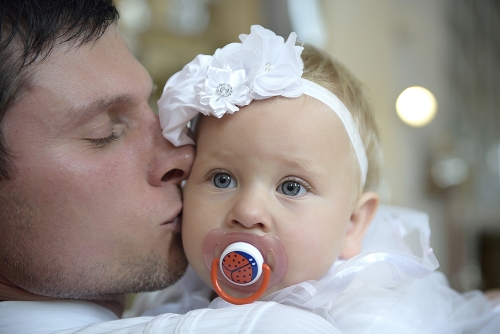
[162,211,182,233]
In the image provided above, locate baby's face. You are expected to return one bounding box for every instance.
[182,95,360,298]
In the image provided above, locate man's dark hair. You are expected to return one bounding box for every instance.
[0,0,119,180]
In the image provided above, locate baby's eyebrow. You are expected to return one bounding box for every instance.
[277,156,325,179]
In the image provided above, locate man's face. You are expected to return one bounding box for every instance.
[183,95,360,298]
[0,27,194,299]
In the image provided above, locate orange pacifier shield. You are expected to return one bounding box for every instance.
[203,229,287,305]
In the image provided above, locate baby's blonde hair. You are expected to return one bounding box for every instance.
[301,45,382,192]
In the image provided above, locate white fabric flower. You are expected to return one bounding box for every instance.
[158,54,213,146]
[195,65,251,118]
[239,25,304,99]
[159,25,306,146]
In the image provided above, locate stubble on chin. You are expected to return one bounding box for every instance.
[71,232,189,300]
[0,185,189,300]
[2,222,188,300]
[120,232,189,294]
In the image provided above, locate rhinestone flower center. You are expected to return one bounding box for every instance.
[215,83,233,97]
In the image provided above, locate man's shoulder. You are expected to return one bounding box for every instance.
[0,300,338,334]
[0,300,118,334]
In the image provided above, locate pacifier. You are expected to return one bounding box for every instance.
[203,229,288,305]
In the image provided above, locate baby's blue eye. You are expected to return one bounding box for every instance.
[279,181,306,196]
[212,173,236,188]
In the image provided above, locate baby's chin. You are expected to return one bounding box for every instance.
[212,282,278,300]
[194,257,332,302]
[206,274,308,301]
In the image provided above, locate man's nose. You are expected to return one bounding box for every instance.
[148,116,195,187]
[225,188,272,232]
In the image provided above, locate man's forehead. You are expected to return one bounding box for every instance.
[11,28,153,125]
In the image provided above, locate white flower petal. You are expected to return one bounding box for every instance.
[225,101,239,114]
[229,69,247,87]
[209,96,227,113]
[230,86,251,106]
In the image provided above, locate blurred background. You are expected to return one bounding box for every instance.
[115,0,500,293]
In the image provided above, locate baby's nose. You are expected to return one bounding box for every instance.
[225,189,271,231]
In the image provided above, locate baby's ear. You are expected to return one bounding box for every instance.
[339,191,379,259]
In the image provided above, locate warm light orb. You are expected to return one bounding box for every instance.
[396,86,437,127]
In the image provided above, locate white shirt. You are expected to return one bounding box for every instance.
[0,299,338,334]
[3,206,498,333]
[129,206,500,333]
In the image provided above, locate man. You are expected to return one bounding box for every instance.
[0,1,335,332]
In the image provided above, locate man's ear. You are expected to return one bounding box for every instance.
[339,191,380,259]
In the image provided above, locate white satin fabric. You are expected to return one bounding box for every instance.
[144,206,500,333]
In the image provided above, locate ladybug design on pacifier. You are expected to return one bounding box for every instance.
[220,242,264,286]
[203,229,288,305]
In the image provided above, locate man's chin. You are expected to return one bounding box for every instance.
[1,214,189,301]
[116,254,188,295]
[166,230,188,279]
[134,226,189,293]
[79,233,189,296]
[140,231,189,292]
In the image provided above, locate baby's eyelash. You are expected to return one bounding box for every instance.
[88,132,118,148]
[281,176,313,190]
[203,168,232,180]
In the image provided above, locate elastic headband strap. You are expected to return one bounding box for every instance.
[301,79,368,186]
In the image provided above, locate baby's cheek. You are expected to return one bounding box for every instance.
[284,241,339,284]
[181,206,216,287]
[182,216,202,263]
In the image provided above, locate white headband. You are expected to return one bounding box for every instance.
[159,25,368,186]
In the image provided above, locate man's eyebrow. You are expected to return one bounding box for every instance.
[62,94,136,128]
[64,77,156,127]
[94,94,135,110]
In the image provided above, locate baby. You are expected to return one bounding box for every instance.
[169,26,381,303]
[141,25,500,331]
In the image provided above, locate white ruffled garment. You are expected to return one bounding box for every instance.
[134,206,500,333]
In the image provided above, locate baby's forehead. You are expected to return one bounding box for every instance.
[196,96,354,166]
[197,95,348,136]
